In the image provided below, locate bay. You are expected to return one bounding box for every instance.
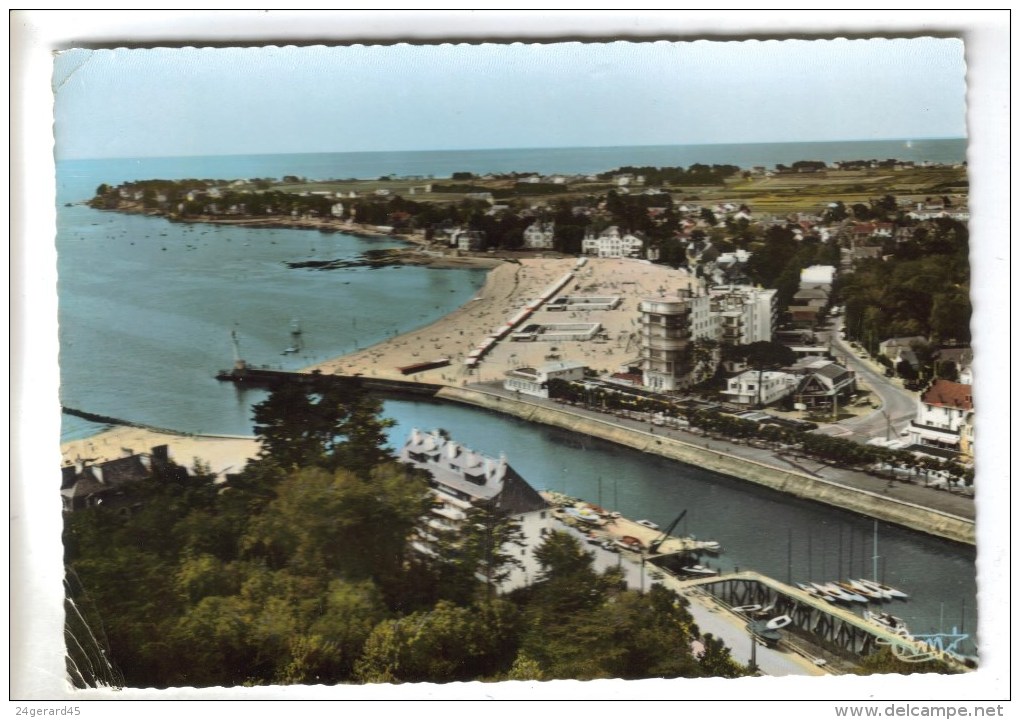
[53,140,978,658]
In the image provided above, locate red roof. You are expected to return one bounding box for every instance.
[922,379,973,410]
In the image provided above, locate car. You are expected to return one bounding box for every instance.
[601,540,620,553]
[636,519,659,530]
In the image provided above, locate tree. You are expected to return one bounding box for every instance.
[459,503,527,601]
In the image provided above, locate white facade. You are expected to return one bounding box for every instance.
[581,226,644,258]
[523,221,555,250]
[907,380,973,454]
[722,370,797,406]
[503,360,587,398]
[800,265,837,288]
[707,285,777,345]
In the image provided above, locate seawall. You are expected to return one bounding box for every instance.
[435,386,975,547]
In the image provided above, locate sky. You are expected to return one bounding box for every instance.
[51,37,967,160]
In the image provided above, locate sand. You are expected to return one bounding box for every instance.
[306,256,699,385]
[61,426,261,480]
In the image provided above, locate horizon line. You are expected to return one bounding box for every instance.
[57,136,967,163]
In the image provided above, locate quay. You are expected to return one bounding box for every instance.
[211,257,974,545]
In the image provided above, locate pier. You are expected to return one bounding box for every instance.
[669,571,973,672]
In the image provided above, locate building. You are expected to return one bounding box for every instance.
[581,226,645,258]
[503,360,587,398]
[721,370,797,407]
[398,430,553,591]
[639,292,700,391]
[60,445,189,513]
[706,285,778,346]
[522,221,555,250]
[788,357,857,410]
[906,379,974,458]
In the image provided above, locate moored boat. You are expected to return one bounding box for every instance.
[833,582,870,603]
[681,564,718,577]
[765,614,793,631]
[864,609,911,636]
[858,578,909,600]
[848,578,890,601]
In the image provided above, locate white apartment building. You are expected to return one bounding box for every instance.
[581,226,645,258]
[707,285,778,346]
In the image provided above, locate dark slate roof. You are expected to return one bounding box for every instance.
[399,429,548,515]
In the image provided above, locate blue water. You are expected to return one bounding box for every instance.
[53,140,977,656]
[59,138,966,190]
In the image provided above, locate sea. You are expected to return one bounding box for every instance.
[51,138,977,657]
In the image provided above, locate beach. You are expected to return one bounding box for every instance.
[60,426,261,481]
[306,256,699,385]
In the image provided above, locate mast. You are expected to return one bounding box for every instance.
[872,520,879,582]
[231,330,246,371]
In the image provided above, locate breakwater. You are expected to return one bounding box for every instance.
[434,386,976,547]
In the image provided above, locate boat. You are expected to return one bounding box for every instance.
[282,319,303,355]
[858,578,909,600]
[689,539,722,554]
[813,582,859,604]
[832,582,870,604]
[746,621,782,647]
[848,579,890,601]
[636,519,659,530]
[732,604,762,614]
[765,615,793,631]
[681,564,718,577]
[864,609,911,636]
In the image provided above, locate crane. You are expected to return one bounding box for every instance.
[648,509,687,554]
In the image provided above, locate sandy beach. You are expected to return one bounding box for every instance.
[60,426,261,480]
[306,256,699,385]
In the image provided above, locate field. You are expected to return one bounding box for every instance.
[254,166,967,216]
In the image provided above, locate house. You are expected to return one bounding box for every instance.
[60,445,189,513]
[878,336,927,369]
[788,357,857,409]
[398,429,554,591]
[522,221,555,250]
[906,379,974,458]
[581,226,645,258]
[503,360,587,398]
[721,370,797,406]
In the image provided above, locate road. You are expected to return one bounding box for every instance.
[472,382,974,522]
[818,317,918,443]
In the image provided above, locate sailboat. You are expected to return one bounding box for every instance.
[858,521,910,600]
[282,319,303,355]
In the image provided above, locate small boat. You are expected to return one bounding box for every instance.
[746,621,782,647]
[848,579,890,601]
[833,582,870,604]
[732,604,762,614]
[796,582,829,600]
[813,582,857,603]
[681,564,718,577]
[858,578,909,600]
[636,519,659,530]
[864,609,911,636]
[765,615,793,631]
[690,539,722,553]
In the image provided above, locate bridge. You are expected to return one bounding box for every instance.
[669,570,973,671]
